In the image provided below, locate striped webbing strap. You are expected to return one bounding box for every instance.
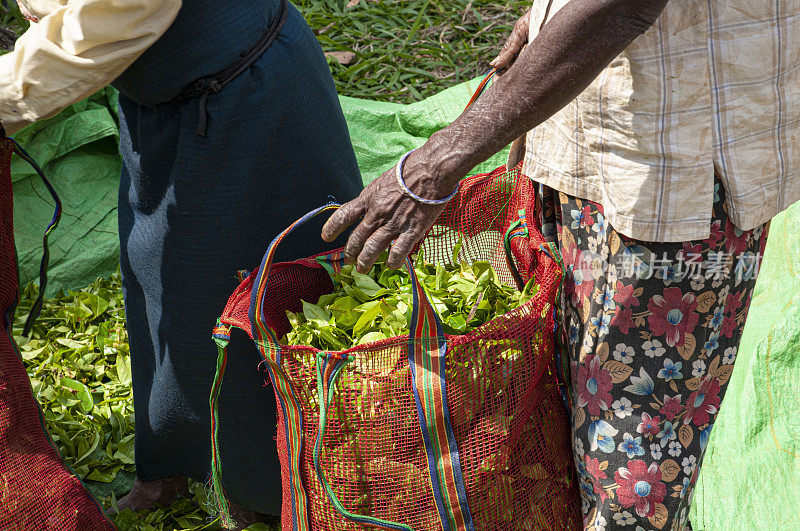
[405,257,474,531]
[256,339,309,531]
[247,203,342,531]
[538,241,573,412]
[315,250,346,278]
[464,69,498,110]
[503,208,530,290]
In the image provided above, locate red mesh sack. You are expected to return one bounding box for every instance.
[209,162,581,530]
[0,138,114,529]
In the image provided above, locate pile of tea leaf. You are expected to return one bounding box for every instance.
[283,250,537,349]
[14,272,235,530]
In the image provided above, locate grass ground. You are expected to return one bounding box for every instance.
[8,0,527,529]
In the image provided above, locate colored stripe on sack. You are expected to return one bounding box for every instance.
[258,340,310,531]
[503,209,530,290]
[464,69,497,110]
[244,204,341,529]
[212,320,232,342]
[246,205,343,529]
[538,242,573,413]
[315,250,346,277]
[405,258,474,531]
[312,353,413,531]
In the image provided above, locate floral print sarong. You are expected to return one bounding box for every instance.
[537,176,770,531]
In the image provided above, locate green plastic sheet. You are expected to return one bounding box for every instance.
[689,202,800,529]
[11,82,800,529]
[13,87,121,296]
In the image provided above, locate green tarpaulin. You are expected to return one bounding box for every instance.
[11,83,799,529]
[13,87,121,296]
[689,200,800,529]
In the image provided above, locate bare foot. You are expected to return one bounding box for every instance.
[112,475,190,513]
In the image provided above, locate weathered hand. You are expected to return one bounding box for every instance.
[321,152,451,273]
[489,7,531,71]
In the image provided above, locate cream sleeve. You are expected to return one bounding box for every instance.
[0,0,182,135]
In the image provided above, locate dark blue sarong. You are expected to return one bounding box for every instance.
[115,0,362,514]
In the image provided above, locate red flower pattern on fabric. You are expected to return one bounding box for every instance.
[724,219,751,257]
[611,306,634,335]
[636,412,661,436]
[613,280,639,307]
[563,245,596,308]
[579,205,595,228]
[707,220,724,249]
[585,455,606,480]
[683,376,722,426]
[615,460,667,517]
[720,292,744,338]
[725,292,743,315]
[585,455,609,502]
[660,395,683,422]
[677,243,703,262]
[647,287,699,347]
[576,355,614,416]
[720,315,737,339]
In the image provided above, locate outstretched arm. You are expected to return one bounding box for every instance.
[322,0,669,272]
[0,0,182,135]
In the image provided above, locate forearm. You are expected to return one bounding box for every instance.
[408,0,668,190]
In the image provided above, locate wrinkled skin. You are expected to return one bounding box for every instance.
[320,156,449,273]
[322,0,669,273]
[489,5,531,72]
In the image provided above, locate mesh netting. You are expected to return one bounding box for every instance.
[217,166,580,530]
[0,139,113,529]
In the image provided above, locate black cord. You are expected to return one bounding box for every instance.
[11,139,62,337]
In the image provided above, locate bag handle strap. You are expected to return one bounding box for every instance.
[207,322,237,529]
[464,69,498,111]
[248,203,340,345]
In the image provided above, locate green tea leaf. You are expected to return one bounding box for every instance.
[353,302,382,336]
[353,271,382,297]
[61,377,94,413]
[451,235,464,265]
[357,331,388,345]
[116,353,132,385]
[329,295,361,328]
[113,434,135,465]
[302,300,332,324]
